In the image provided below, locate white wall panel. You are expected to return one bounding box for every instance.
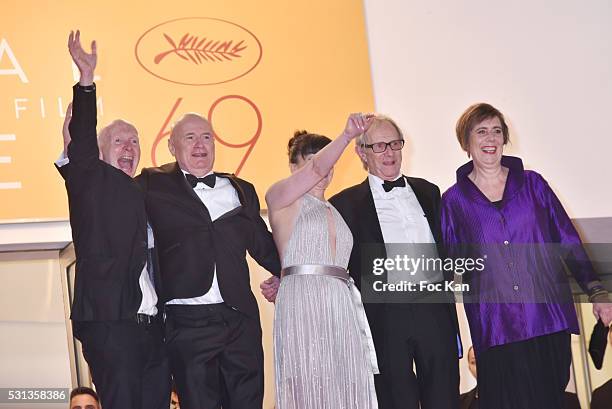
[363,0,612,218]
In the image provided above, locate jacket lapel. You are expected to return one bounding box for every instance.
[216,173,246,205]
[405,175,442,245]
[165,163,213,221]
[356,178,385,244]
[405,176,434,230]
[212,173,245,221]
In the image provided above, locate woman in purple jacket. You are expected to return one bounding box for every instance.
[441,103,612,409]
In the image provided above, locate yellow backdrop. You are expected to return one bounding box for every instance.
[0,0,374,221]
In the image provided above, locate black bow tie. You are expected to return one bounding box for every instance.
[382,177,406,192]
[186,173,216,188]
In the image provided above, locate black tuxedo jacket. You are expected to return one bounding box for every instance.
[330,176,461,360]
[137,163,280,319]
[459,387,478,409]
[591,379,612,409]
[58,84,151,322]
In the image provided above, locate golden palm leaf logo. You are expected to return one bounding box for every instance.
[135,17,262,86]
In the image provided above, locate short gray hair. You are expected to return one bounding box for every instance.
[355,114,404,170]
[98,119,138,152]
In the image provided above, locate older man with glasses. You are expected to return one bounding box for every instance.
[329,115,462,409]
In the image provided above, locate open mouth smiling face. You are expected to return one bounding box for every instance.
[101,124,141,177]
[469,116,504,165]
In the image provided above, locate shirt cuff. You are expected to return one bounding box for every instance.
[55,152,69,167]
[588,284,610,302]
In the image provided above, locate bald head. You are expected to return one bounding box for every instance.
[168,113,215,177]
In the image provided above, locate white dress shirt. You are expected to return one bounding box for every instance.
[55,152,158,315]
[368,173,442,283]
[166,170,241,305]
[139,225,158,315]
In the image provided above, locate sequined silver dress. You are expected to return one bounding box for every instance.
[274,194,378,409]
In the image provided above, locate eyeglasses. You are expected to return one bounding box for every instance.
[361,139,404,153]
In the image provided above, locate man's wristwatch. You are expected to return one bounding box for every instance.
[76,83,96,92]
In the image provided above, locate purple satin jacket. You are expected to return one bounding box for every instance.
[441,156,598,354]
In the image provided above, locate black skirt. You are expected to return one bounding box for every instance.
[476,331,572,409]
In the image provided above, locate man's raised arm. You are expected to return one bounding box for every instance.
[66,30,99,168]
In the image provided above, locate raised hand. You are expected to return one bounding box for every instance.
[68,30,97,86]
[62,102,73,155]
[341,112,374,142]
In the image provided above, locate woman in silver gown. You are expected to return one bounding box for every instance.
[266,114,379,409]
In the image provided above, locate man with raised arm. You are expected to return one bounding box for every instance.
[57,30,169,409]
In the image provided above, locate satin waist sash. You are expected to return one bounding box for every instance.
[281,264,380,374]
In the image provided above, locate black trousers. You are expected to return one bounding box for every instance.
[73,319,170,409]
[165,303,264,409]
[477,331,572,409]
[375,303,460,409]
